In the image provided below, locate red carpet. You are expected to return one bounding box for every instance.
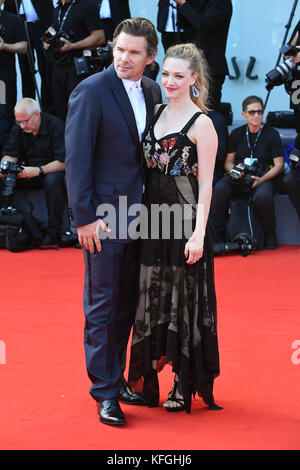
[0,245,299,450]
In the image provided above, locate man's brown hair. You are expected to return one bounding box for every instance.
[242,95,264,112]
[113,17,158,56]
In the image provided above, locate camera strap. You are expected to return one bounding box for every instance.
[246,124,264,159]
[58,0,76,30]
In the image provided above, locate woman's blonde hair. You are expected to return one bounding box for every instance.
[163,43,210,113]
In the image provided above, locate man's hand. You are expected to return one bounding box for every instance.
[173,0,186,5]
[251,175,261,188]
[18,166,39,179]
[0,37,5,51]
[291,46,300,64]
[59,37,74,53]
[77,219,111,253]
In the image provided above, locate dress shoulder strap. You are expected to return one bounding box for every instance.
[151,104,167,127]
[180,112,203,135]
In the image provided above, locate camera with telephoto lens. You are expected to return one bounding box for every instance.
[265,44,298,91]
[229,159,261,192]
[73,44,113,77]
[0,160,24,198]
[289,148,300,170]
[289,133,300,171]
[0,24,5,38]
[43,26,72,51]
[213,233,257,257]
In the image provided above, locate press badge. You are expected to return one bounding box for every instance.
[244,157,257,166]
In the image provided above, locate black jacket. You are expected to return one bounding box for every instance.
[179,0,232,76]
[158,0,232,77]
[157,0,193,34]
[4,0,54,30]
[105,0,130,29]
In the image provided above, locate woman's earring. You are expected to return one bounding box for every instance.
[191,84,199,98]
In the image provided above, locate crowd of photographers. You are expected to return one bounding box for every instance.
[0,0,299,252]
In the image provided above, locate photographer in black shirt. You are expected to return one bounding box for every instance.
[0,0,27,121]
[44,0,104,120]
[1,98,66,245]
[210,96,284,250]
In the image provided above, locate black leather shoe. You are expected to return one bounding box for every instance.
[118,377,147,405]
[97,399,126,426]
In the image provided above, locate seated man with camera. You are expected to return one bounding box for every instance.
[283,134,300,221]
[210,95,284,250]
[1,98,66,246]
[44,0,104,120]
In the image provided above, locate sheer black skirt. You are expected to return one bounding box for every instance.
[128,171,220,413]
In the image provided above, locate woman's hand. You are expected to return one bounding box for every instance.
[184,233,204,264]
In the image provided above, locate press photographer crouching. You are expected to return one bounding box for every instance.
[283,133,300,220]
[0,98,66,246]
[43,0,104,120]
[210,96,284,250]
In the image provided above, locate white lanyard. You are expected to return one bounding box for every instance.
[58,0,76,30]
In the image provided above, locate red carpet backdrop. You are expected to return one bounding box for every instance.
[0,246,299,450]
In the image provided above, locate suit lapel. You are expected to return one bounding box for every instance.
[107,65,141,152]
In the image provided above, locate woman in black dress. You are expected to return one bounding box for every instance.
[128,43,222,413]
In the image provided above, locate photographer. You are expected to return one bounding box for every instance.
[44,0,104,120]
[210,96,284,250]
[283,134,300,220]
[0,0,27,121]
[1,98,66,246]
[4,0,54,113]
[169,0,232,110]
[97,0,130,42]
[286,21,300,132]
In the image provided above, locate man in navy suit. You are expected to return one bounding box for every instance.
[65,17,162,426]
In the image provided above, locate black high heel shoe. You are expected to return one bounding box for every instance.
[164,380,185,412]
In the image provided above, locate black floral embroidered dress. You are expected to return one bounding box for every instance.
[128,105,220,413]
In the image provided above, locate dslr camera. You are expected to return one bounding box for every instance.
[265,44,298,91]
[0,160,23,198]
[229,158,261,192]
[289,148,300,171]
[43,26,73,51]
[74,44,113,77]
[213,233,257,257]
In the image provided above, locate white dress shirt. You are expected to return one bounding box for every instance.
[19,0,39,22]
[122,78,146,142]
[165,0,183,33]
[99,0,112,19]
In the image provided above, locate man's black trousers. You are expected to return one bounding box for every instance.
[210,175,277,242]
[51,63,83,120]
[15,171,66,236]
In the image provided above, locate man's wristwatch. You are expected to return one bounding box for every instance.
[39,166,44,176]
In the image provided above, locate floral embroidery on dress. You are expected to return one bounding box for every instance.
[144,129,195,176]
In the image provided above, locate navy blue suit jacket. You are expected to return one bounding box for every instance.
[65,64,162,239]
